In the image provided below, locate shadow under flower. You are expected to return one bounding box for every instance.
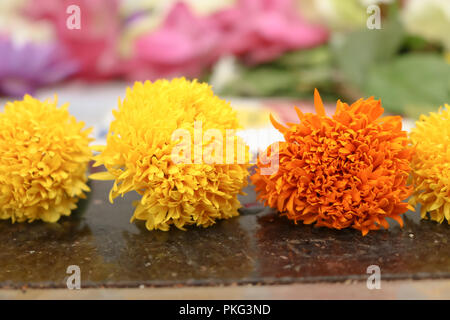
[254,209,450,281]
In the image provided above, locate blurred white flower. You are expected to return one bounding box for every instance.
[402,0,450,50]
[120,0,235,17]
[298,0,368,31]
[0,0,54,45]
[209,55,240,93]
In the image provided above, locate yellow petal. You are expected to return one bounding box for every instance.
[89,171,115,180]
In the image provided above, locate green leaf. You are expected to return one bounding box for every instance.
[222,67,298,97]
[333,19,404,86]
[275,46,331,68]
[220,47,334,97]
[363,53,450,117]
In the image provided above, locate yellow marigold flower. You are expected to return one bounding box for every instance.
[90,78,249,231]
[252,89,413,236]
[410,104,450,224]
[0,95,93,223]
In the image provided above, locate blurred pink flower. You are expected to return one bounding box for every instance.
[24,0,329,82]
[25,0,123,80]
[129,2,221,81]
[212,0,329,64]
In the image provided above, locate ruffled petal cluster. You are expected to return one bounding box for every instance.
[91,78,249,231]
[251,90,413,235]
[410,105,450,224]
[0,95,92,223]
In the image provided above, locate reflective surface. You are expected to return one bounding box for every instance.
[0,178,449,289]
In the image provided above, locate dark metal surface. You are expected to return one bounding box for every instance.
[0,178,449,289]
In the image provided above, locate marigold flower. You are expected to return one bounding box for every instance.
[0,95,92,223]
[251,89,413,235]
[409,105,450,224]
[90,78,249,231]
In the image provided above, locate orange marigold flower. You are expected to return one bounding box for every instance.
[0,95,93,223]
[251,89,413,236]
[409,104,450,224]
[90,78,249,231]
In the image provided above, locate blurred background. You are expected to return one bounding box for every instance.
[0,0,449,135]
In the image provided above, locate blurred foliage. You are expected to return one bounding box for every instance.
[220,3,450,119]
[219,46,337,100]
[364,54,450,118]
[333,19,404,89]
[334,14,450,118]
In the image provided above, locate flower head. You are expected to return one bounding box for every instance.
[251,89,413,235]
[91,78,249,231]
[298,0,368,32]
[0,37,77,97]
[25,0,123,80]
[410,105,450,224]
[129,3,221,81]
[0,95,92,223]
[212,0,329,64]
[402,0,450,51]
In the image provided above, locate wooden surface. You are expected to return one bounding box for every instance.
[0,179,449,290]
[1,279,450,299]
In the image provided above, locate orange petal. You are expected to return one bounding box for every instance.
[294,106,305,121]
[380,219,390,229]
[314,88,326,117]
[390,215,404,228]
[270,113,288,134]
